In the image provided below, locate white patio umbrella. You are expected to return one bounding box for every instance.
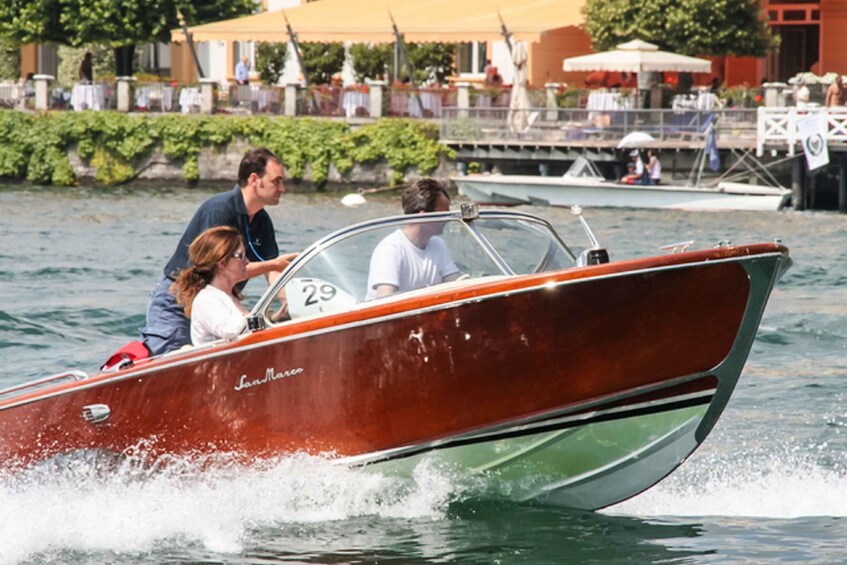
[508,42,534,134]
[617,131,656,148]
[563,39,711,74]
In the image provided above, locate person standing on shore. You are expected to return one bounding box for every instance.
[140,147,297,356]
[235,56,250,85]
[795,79,810,109]
[825,75,846,107]
[78,52,93,83]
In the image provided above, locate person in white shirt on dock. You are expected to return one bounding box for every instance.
[647,149,662,185]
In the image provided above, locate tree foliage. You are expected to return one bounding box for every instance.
[582,0,777,57]
[57,45,113,84]
[349,42,457,84]
[0,41,20,80]
[349,43,393,83]
[0,0,256,48]
[299,42,345,85]
[406,43,456,84]
[256,42,288,85]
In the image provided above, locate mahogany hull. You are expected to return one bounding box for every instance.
[0,244,790,509]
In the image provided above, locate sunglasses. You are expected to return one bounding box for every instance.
[231,251,248,261]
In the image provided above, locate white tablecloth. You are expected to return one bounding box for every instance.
[252,87,279,112]
[341,91,369,118]
[135,86,174,111]
[70,84,105,111]
[672,92,719,112]
[178,87,201,114]
[0,83,21,106]
[390,91,443,117]
[408,91,442,118]
[586,91,634,112]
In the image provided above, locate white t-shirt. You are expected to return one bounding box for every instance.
[366,229,459,300]
[634,157,644,176]
[796,85,810,108]
[649,157,662,180]
[190,285,247,345]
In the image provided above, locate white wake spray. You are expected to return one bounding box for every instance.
[0,451,460,565]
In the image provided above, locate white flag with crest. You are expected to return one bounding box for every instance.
[797,112,829,171]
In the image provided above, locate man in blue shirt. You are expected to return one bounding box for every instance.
[235,56,250,85]
[141,147,296,355]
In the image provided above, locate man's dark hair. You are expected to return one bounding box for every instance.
[238,147,282,187]
[401,178,450,214]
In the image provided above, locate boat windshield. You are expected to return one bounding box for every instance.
[256,211,574,324]
[564,156,604,180]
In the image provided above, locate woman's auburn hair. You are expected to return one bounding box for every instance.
[171,226,244,317]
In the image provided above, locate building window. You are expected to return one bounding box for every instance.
[235,41,255,68]
[457,42,487,75]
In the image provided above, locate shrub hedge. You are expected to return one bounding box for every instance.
[0,110,454,186]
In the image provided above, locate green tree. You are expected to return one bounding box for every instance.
[406,42,456,84]
[57,45,113,84]
[582,0,777,57]
[300,42,345,85]
[350,42,458,85]
[0,0,256,76]
[349,43,392,83]
[256,42,288,85]
[0,41,19,80]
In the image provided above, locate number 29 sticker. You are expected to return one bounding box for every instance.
[285,277,357,319]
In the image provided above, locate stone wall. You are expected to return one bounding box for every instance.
[67,140,457,189]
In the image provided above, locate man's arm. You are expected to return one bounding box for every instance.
[245,252,298,281]
[374,283,399,298]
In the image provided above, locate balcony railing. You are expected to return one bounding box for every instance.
[757,107,847,155]
[440,107,758,146]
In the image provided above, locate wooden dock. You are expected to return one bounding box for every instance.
[440,106,847,212]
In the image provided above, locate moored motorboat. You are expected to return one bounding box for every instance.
[453,157,792,211]
[0,206,791,510]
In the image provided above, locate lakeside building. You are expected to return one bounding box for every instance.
[17,0,847,88]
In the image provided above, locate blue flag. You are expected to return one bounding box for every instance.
[706,125,720,172]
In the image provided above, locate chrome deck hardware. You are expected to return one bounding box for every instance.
[659,241,695,254]
[0,370,88,401]
[460,202,479,221]
[82,404,111,424]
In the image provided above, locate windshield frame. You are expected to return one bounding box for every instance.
[249,209,576,320]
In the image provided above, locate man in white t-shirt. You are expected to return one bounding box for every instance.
[366,179,461,300]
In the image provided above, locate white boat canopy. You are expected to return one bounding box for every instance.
[563,39,711,74]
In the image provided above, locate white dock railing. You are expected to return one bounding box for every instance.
[757,107,847,156]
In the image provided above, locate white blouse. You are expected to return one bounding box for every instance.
[190,285,246,345]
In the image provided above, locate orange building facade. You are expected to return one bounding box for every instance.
[723,0,847,85]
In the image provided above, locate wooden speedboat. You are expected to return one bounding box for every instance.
[0,206,791,510]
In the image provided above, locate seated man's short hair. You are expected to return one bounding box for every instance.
[402,178,450,214]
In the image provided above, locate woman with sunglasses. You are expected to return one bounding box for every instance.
[171,226,250,346]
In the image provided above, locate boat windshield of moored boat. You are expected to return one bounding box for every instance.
[0,206,792,511]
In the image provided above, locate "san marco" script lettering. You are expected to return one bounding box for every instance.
[234,367,304,392]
